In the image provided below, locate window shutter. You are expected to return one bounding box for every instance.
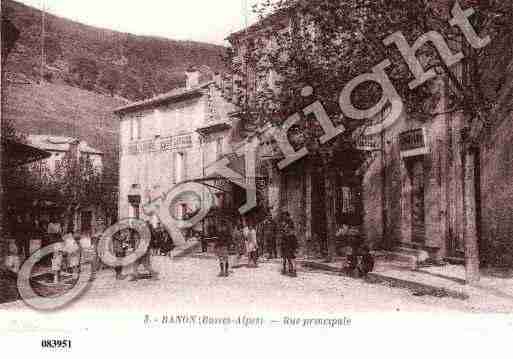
[183,152,188,180]
[172,152,177,184]
[137,117,142,139]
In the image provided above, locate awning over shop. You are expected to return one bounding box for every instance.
[2,139,51,169]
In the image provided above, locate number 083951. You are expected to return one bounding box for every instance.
[41,339,72,349]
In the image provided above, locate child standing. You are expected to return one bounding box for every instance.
[280,212,298,277]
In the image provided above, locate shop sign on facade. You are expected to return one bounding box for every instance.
[125,134,193,155]
[399,128,429,158]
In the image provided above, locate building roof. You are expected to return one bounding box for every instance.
[113,81,214,116]
[2,139,51,169]
[196,123,232,136]
[27,135,103,155]
[226,2,297,43]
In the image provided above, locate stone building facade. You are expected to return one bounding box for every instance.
[27,135,103,173]
[114,69,238,243]
[361,78,470,261]
[226,2,513,271]
[227,15,370,258]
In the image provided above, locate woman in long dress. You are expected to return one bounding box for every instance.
[244,221,258,268]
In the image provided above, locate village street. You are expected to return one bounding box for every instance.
[2,253,513,316]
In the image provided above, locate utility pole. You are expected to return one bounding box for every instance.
[40,0,46,84]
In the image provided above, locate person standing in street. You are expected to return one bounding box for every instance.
[47,214,63,280]
[280,212,298,277]
[156,222,174,257]
[256,219,265,259]
[62,228,81,281]
[263,215,278,259]
[112,228,129,280]
[232,220,244,267]
[146,220,160,256]
[91,218,107,277]
[215,221,232,277]
[14,214,29,260]
[128,226,159,281]
[47,215,62,245]
[244,220,258,268]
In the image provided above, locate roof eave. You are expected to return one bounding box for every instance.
[114,82,214,116]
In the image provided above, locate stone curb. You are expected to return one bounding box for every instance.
[300,260,469,300]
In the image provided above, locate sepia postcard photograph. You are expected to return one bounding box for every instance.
[1,0,513,356]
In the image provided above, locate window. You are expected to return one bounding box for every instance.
[136,116,142,139]
[130,116,142,141]
[154,109,162,137]
[216,138,223,160]
[174,152,187,183]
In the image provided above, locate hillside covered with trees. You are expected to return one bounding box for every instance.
[2,0,227,100]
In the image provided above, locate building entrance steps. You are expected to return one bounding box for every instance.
[300,252,513,303]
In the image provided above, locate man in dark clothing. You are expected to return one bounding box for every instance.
[146,220,160,255]
[157,222,174,257]
[347,244,374,277]
[262,216,278,259]
[128,228,158,281]
[280,212,298,277]
[214,222,232,277]
[112,229,129,280]
[256,220,265,258]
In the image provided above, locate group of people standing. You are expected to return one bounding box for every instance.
[6,213,101,284]
[213,211,299,278]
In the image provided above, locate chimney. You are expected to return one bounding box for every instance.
[68,139,81,163]
[185,66,200,89]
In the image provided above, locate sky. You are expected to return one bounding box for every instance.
[17,0,261,45]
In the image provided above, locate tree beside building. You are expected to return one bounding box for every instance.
[224,0,513,280]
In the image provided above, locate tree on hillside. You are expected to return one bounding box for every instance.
[1,14,20,66]
[44,36,62,64]
[155,71,185,94]
[140,66,157,99]
[70,57,99,90]
[98,68,121,97]
[120,74,143,101]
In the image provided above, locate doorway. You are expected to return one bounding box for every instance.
[409,159,426,244]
